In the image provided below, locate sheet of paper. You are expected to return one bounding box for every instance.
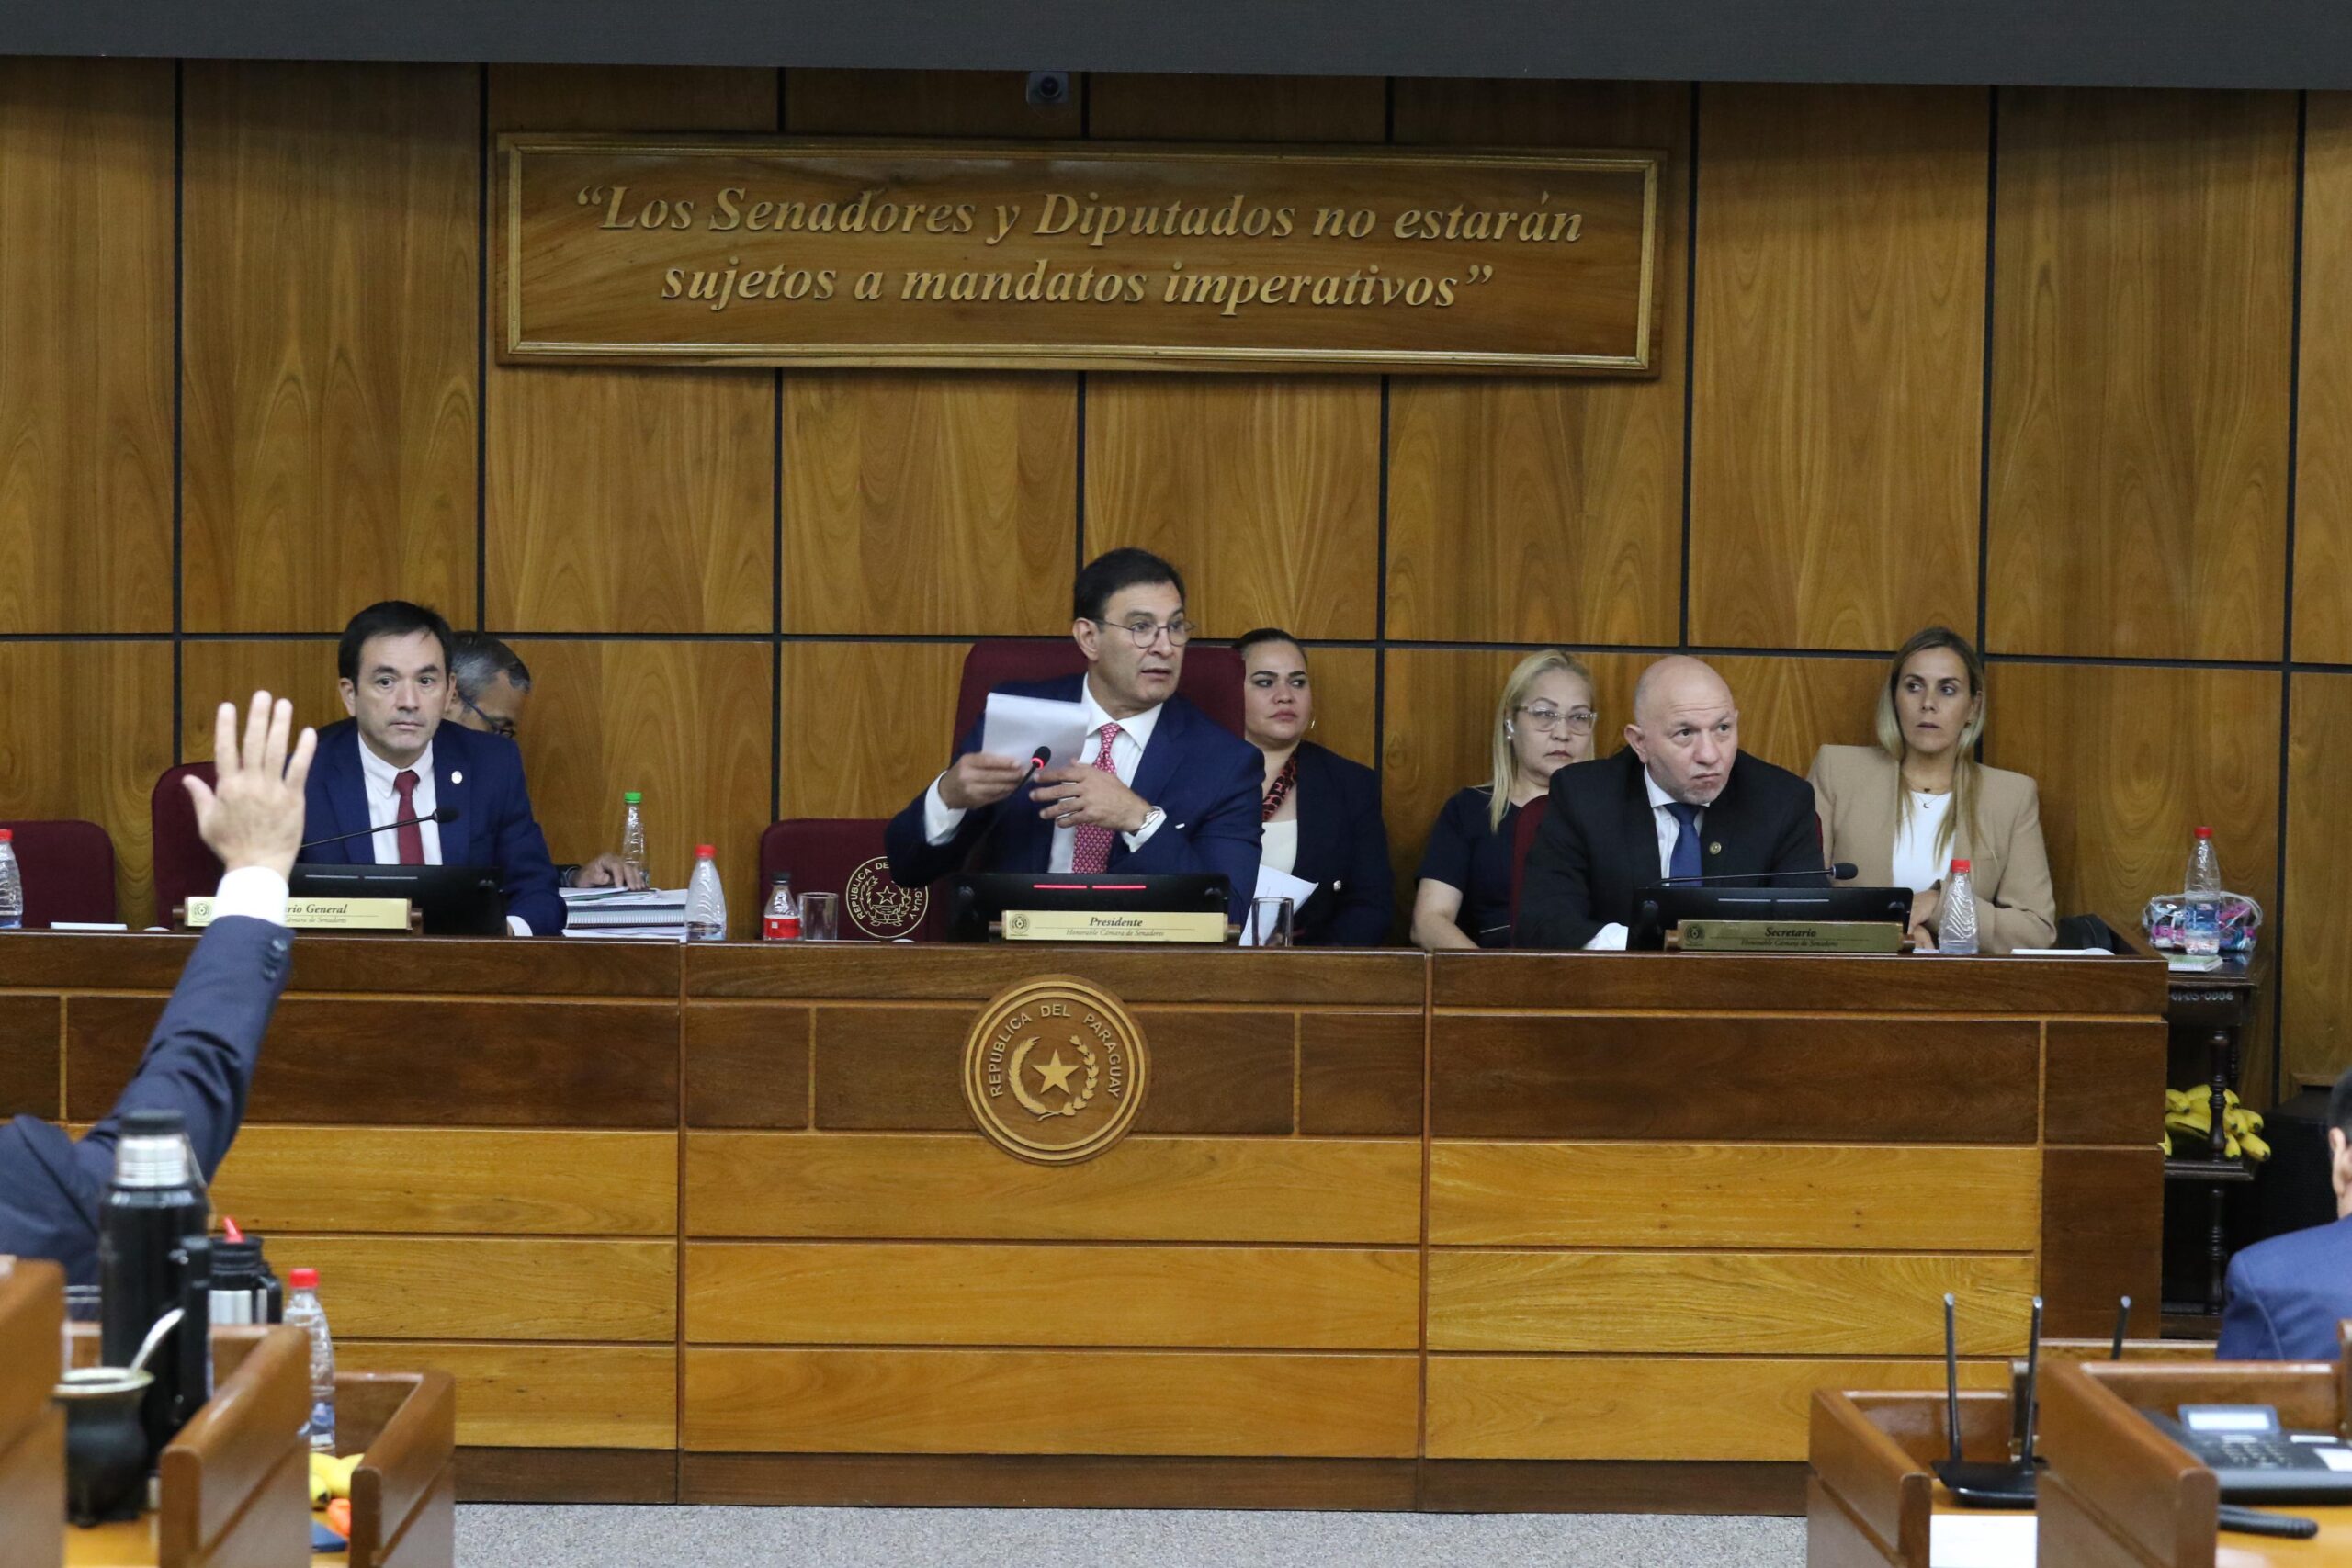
[1928,1513,2038,1568]
[979,694,1091,773]
[2010,948,2115,957]
[1240,864,1318,946]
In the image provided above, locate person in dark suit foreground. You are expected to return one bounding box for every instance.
[1516,655,1826,950]
[2219,1067,2352,1361]
[302,602,565,935]
[886,548,1262,924]
[0,693,313,1281]
[1235,627,1393,945]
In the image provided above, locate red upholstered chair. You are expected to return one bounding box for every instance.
[0,820,118,928]
[759,818,944,941]
[952,639,1248,749]
[152,764,224,925]
[1506,795,1552,937]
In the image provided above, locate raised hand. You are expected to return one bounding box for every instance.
[181,693,318,879]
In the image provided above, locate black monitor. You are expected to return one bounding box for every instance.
[288,863,508,937]
[1626,884,1912,952]
[946,873,1230,942]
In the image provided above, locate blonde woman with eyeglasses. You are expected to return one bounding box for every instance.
[1410,650,1597,950]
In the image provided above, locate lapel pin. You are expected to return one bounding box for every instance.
[450,771,463,785]
[1709,841,1723,855]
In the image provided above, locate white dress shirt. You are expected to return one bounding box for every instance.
[1583,768,1701,952]
[356,734,534,936]
[1259,818,1299,877]
[923,680,1170,868]
[1891,790,1954,895]
[211,866,290,928]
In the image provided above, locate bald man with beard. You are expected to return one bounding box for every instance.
[1516,656,1826,950]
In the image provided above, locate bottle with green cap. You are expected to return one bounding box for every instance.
[619,791,648,886]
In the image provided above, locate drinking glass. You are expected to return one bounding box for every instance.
[1249,896,1294,948]
[799,891,841,941]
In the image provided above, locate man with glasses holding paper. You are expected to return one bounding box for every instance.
[885,547,1262,924]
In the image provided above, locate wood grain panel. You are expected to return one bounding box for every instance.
[1297,1011,1423,1136]
[684,1243,1419,1348]
[456,1445,678,1502]
[1689,85,1986,650]
[2296,95,2352,664]
[684,1003,810,1129]
[505,639,774,909]
[1987,88,2295,660]
[2287,675,2352,1089]
[1430,1015,2040,1142]
[684,1133,1422,1243]
[684,1451,1418,1510]
[776,640,964,818]
[0,997,60,1120]
[1430,1142,2041,1249]
[684,1348,1419,1456]
[2045,1021,2167,1146]
[1086,376,1381,640]
[1425,1355,2009,1461]
[1708,655,1888,777]
[1385,79,1689,646]
[2041,1147,2163,1338]
[182,62,478,630]
[688,943,1427,1007]
[1297,645,1377,781]
[0,59,173,634]
[338,1342,676,1449]
[781,373,1076,637]
[267,1237,675,1341]
[67,995,677,1128]
[1427,1252,2035,1354]
[486,65,775,633]
[0,642,174,924]
[783,71,1081,139]
[177,641,345,759]
[0,1409,63,1568]
[209,1128,677,1235]
[1088,75,1385,141]
[1431,948,2165,1015]
[3,927,679,997]
[1419,1458,1804,1516]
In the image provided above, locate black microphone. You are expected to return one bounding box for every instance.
[1654,863,1854,886]
[1028,745,1053,772]
[298,806,459,852]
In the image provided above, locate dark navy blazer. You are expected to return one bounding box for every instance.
[885,676,1263,924]
[301,719,566,935]
[0,916,291,1283]
[2218,1214,2352,1361]
[1284,740,1395,946]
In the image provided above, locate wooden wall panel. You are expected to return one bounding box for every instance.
[337,1343,675,1450]
[182,62,478,631]
[0,59,174,634]
[1299,645,1377,776]
[775,641,964,818]
[1690,85,1986,651]
[270,1236,675,1340]
[506,638,774,908]
[178,641,344,757]
[486,66,775,634]
[2298,95,2352,664]
[1708,654,1886,777]
[210,1128,677,1235]
[0,642,175,923]
[1987,88,2296,661]
[1385,80,1689,646]
[2285,675,2352,1089]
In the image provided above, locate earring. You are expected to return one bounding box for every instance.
[1308,716,1318,731]
[1504,721,1517,739]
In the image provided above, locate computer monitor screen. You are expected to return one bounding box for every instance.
[288,863,507,937]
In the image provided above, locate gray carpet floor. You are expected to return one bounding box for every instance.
[456,1504,1804,1566]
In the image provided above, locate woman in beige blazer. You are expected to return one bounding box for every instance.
[1809,626,2056,953]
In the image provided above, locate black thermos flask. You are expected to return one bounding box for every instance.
[99,1108,209,1459]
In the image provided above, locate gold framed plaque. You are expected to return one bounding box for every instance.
[963,976,1149,1165]
[1675,920,1906,953]
[183,897,415,932]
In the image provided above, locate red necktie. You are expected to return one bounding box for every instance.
[1069,722,1122,874]
[392,769,425,865]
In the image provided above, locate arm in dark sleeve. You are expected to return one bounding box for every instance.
[1513,789,1600,950]
[1122,745,1265,923]
[1766,777,1831,886]
[884,715,1001,888]
[1326,773,1396,947]
[2215,1251,2284,1361]
[492,762,567,934]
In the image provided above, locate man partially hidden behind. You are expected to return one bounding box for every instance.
[1516,655,1826,949]
[2219,1067,2352,1360]
[885,547,1262,923]
[302,601,566,936]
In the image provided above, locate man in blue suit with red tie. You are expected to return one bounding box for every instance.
[886,549,1262,923]
[301,602,566,936]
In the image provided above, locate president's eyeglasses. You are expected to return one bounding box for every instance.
[1518,704,1597,736]
[1088,616,1196,649]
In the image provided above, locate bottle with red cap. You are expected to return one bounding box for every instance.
[0,827,21,930]
[1939,859,1979,955]
[281,1268,335,1452]
[684,844,728,942]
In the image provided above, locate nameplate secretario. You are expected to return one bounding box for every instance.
[183,897,415,932]
[1674,919,1906,953]
[998,909,1231,943]
[501,134,1662,374]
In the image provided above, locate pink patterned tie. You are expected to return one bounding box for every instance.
[1069,721,1123,874]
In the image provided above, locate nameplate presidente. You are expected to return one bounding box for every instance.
[1001,909,1230,944]
[500,135,1663,375]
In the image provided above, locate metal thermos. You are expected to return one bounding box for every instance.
[99,1109,208,1460]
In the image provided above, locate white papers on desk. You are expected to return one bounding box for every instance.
[560,886,687,941]
[1240,865,1318,946]
[979,694,1091,772]
[2011,948,2116,958]
[1929,1513,2036,1567]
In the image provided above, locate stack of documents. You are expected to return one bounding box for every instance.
[560,886,688,941]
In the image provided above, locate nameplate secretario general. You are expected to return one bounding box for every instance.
[500,135,1663,375]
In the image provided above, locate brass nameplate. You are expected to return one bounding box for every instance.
[500,135,1662,375]
[1000,909,1229,944]
[183,897,414,932]
[1677,919,1905,953]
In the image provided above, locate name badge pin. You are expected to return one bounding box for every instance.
[1709,841,1722,855]
[450,771,463,784]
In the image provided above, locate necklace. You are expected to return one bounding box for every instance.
[1261,755,1298,821]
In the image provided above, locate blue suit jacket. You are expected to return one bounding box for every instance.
[1288,740,1396,946]
[301,720,566,935]
[885,676,1264,923]
[2218,1214,2352,1361]
[0,916,291,1284]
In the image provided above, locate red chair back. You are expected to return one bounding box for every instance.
[153,764,224,924]
[759,819,944,941]
[1507,795,1552,933]
[952,640,1248,750]
[0,820,118,928]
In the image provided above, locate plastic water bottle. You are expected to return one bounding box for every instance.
[763,875,800,942]
[1939,860,1979,955]
[618,792,648,886]
[2184,826,2222,957]
[0,829,21,930]
[685,845,727,942]
[282,1268,335,1452]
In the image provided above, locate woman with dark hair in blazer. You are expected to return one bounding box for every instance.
[1237,629,1395,945]
[1809,626,2057,953]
